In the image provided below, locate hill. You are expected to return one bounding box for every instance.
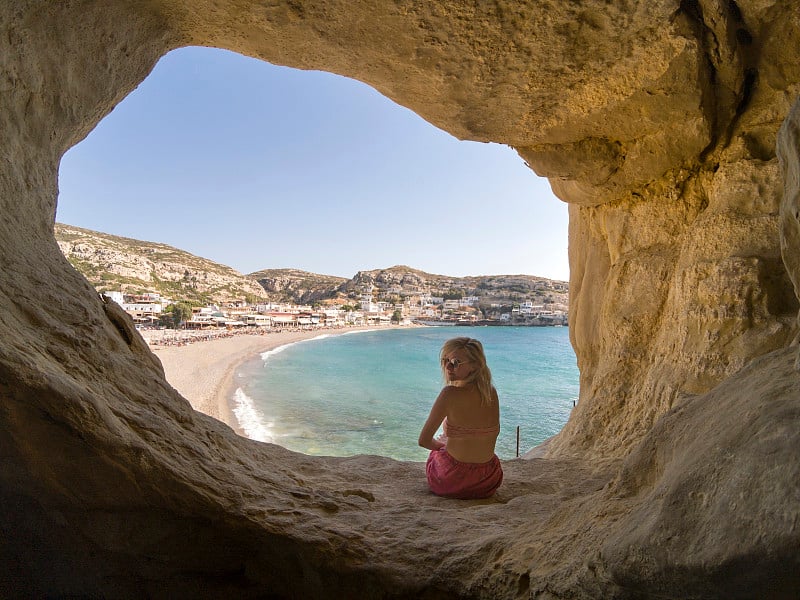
[56,224,569,308]
[251,264,568,308]
[341,265,568,305]
[249,268,348,304]
[55,223,268,305]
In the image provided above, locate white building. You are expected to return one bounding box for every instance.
[103,291,124,305]
[345,310,365,325]
[239,314,272,327]
[443,299,461,310]
[520,301,544,315]
[360,294,380,313]
[322,308,342,325]
[122,302,162,318]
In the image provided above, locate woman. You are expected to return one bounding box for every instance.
[418,337,503,499]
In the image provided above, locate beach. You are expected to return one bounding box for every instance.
[149,327,376,433]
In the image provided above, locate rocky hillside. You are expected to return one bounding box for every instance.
[342,265,568,306]
[252,265,568,306]
[55,223,269,305]
[58,224,569,307]
[249,268,348,304]
[251,265,568,306]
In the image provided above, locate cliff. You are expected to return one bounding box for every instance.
[1,1,798,598]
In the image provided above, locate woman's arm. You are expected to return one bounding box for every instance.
[418,388,449,451]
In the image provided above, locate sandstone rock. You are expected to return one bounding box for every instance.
[778,94,800,365]
[1,1,799,598]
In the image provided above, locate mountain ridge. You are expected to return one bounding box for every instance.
[56,223,568,306]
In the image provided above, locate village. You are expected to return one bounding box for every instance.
[105,285,569,335]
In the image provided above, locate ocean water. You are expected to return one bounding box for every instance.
[232,326,579,461]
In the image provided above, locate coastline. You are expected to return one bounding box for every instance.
[149,324,574,459]
[149,327,381,434]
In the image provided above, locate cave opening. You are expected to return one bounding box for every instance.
[54,45,576,460]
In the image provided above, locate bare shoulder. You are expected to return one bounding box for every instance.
[436,385,459,402]
[440,384,472,398]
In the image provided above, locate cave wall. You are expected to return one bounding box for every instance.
[778,97,800,359]
[548,0,800,455]
[1,0,799,597]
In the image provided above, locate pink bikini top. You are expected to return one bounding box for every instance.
[443,417,500,438]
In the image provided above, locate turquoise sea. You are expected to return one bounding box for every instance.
[231,326,579,461]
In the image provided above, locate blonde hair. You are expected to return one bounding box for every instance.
[440,337,495,405]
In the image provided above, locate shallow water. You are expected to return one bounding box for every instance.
[232,326,578,461]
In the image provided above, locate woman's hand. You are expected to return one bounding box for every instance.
[419,435,446,451]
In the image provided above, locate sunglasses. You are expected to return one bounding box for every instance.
[442,357,470,369]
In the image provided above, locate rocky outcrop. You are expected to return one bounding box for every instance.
[348,266,430,293]
[250,268,349,304]
[1,1,799,598]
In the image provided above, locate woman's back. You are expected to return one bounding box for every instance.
[442,384,499,463]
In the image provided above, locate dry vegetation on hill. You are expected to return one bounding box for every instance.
[55,223,269,304]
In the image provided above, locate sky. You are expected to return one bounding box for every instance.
[57,46,570,281]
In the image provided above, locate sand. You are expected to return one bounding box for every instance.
[150,327,377,433]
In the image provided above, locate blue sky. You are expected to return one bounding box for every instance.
[57,47,569,281]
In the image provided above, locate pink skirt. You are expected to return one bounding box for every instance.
[425,448,503,499]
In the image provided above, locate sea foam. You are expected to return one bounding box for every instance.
[232,387,274,443]
[242,334,342,441]
[259,333,334,362]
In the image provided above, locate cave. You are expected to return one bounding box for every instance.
[1,1,799,598]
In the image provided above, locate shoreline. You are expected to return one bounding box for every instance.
[149,326,388,434]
